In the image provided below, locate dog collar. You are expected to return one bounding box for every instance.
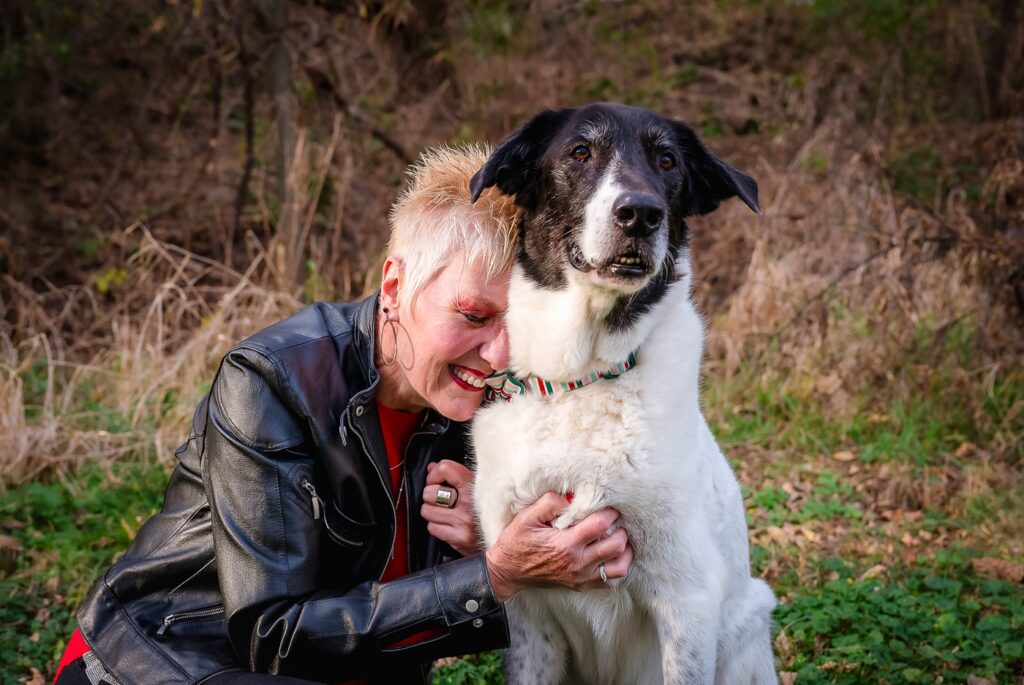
[483,352,638,402]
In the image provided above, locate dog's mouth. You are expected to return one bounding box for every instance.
[567,240,657,285]
[607,250,651,279]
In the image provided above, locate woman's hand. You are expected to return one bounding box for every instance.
[420,460,481,557]
[483,492,633,602]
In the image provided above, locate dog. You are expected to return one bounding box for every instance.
[469,103,778,685]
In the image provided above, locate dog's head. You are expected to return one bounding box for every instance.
[471,103,759,298]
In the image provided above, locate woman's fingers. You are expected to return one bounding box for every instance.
[602,541,633,580]
[423,483,461,510]
[426,521,479,556]
[425,459,473,488]
[519,491,571,525]
[582,527,628,568]
[569,507,620,545]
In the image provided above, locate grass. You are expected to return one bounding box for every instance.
[3,357,1020,684]
[0,458,169,681]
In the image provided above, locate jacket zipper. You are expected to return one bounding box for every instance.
[301,479,364,547]
[347,408,397,579]
[402,425,441,571]
[156,604,224,635]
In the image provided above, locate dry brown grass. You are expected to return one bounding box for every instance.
[0,226,302,485]
[2,1,1021,489]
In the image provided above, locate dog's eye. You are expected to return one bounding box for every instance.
[658,152,677,171]
[572,145,591,162]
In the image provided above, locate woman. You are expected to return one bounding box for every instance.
[54,146,632,685]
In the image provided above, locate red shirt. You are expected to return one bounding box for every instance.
[376,401,423,583]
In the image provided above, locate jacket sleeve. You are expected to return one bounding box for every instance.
[201,347,508,682]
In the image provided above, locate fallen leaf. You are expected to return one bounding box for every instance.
[19,667,45,685]
[0,518,25,530]
[859,564,887,580]
[0,534,22,551]
[967,676,993,685]
[955,442,976,458]
[971,557,1024,583]
[817,373,842,395]
[833,450,856,462]
[780,672,797,685]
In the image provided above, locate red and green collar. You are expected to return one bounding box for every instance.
[484,351,638,402]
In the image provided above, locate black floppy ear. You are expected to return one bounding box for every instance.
[470,108,574,210]
[672,121,761,217]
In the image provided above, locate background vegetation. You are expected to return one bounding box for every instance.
[2,1,1022,683]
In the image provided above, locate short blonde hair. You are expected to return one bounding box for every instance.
[388,144,519,300]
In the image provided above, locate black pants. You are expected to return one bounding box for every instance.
[55,657,324,685]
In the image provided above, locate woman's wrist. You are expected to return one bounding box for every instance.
[484,547,518,602]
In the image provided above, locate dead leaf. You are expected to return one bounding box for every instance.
[967,676,994,685]
[859,564,887,580]
[955,442,976,458]
[780,673,797,685]
[0,518,25,530]
[817,373,842,395]
[971,557,1024,583]
[0,534,22,551]
[19,667,45,685]
[833,450,856,462]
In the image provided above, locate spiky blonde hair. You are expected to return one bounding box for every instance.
[387,144,519,300]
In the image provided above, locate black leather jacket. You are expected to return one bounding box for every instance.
[77,296,509,685]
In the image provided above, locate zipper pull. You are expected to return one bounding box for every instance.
[301,480,321,520]
[157,616,172,636]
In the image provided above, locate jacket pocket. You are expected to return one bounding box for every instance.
[300,479,372,548]
[156,603,225,635]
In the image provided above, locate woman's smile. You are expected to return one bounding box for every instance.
[449,364,487,391]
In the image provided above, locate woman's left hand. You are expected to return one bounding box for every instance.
[421,460,480,557]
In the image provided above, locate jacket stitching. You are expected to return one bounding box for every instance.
[273,465,292,596]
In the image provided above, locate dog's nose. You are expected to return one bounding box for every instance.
[613,195,664,237]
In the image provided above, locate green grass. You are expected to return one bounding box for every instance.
[775,559,1024,684]
[3,357,1021,683]
[0,458,169,680]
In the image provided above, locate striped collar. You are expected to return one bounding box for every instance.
[483,352,638,402]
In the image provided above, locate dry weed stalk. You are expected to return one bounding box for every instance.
[0,227,302,486]
[703,120,1023,452]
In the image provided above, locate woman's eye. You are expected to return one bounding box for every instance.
[572,144,591,162]
[658,152,677,171]
[461,311,488,325]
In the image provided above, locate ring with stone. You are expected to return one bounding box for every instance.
[599,563,608,583]
[435,487,458,508]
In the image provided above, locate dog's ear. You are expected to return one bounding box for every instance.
[672,120,761,217]
[471,108,574,210]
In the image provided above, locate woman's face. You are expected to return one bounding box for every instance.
[379,255,510,422]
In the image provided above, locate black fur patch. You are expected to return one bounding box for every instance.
[474,102,759,332]
[604,242,680,332]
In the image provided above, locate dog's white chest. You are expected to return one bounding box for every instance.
[472,373,681,547]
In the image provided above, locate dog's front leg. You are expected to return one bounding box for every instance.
[649,589,720,685]
[502,593,569,685]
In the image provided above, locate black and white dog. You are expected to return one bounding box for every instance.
[470,103,778,684]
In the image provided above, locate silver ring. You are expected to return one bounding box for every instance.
[435,487,457,508]
[599,563,608,583]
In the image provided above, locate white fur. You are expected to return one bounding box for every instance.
[473,251,778,685]
[580,159,625,267]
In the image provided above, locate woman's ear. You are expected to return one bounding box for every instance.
[380,256,403,313]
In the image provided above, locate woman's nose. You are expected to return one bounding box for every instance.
[480,326,510,372]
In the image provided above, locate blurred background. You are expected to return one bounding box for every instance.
[1,1,1022,683]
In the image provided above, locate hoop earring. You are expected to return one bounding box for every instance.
[381,306,400,367]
